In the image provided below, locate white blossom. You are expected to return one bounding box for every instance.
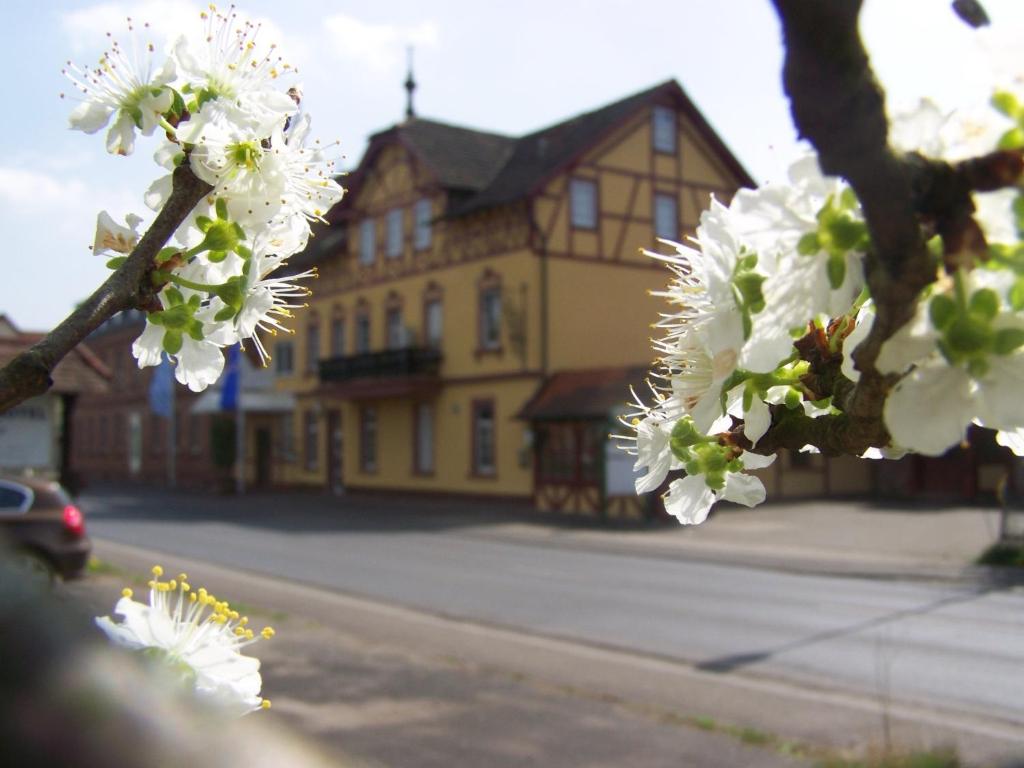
[63,28,176,156]
[96,566,273,716]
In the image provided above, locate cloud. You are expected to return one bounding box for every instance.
[60,1,309,65]
[0,167,90,213]
[60,1,201,55]
[322,15,439,74]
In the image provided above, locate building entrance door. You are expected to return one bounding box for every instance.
[255,427,272,487]
[327,409,344,494]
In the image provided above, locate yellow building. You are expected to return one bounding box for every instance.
[256,80,757,515]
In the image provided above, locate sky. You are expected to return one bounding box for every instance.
[2,0,1022,331]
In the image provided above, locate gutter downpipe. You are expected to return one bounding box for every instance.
[527,198,549,378]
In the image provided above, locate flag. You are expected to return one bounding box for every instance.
[220,344,241,411]
[148,354,174,418]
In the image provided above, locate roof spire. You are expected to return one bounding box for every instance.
[404,46,416,121]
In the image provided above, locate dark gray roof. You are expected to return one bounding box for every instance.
[394,119,516,191]
[451,82,677,216]
[335,79,752,221]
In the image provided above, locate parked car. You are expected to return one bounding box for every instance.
[0,476,91,581]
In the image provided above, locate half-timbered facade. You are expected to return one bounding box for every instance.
[264,80,755,514]
[63,80,1019,510]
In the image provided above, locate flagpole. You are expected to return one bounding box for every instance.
[168,374,176,488]
[235,349,245,494]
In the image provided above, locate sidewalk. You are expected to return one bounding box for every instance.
[466,499,1009,581]
[83,483,1013,582]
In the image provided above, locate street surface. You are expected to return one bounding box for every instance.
[79,489,1024,765]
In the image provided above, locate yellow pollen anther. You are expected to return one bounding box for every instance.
[261,627,275,639]
[245,629,254,640]
[152,565,164,577]
[261,699,272,710]
[122,588,133,598]
[177,573,188,582]
[189,593,198,602]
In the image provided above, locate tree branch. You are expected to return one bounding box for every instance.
[765,0,934,454]
[0,163,212,414]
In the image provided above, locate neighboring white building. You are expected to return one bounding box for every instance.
[0,315,110,490]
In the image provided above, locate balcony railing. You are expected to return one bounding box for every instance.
[319,347,442,382]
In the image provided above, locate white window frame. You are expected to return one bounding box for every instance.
[386,306,404,349]
[654,193,679,241]
[355,313,371,354]
[570,178,597,229]
[360,406,378,473]
[330,317,346,357]
[386,208,404,258]
[473,402,496,476]
[359,219,376,265]
[414,199,432,250]
[652,105,676,154]
[415,403,435,474]
[479,287,502,350]
[425,299,443,349]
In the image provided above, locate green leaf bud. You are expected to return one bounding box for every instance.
[929,294,957,330]
[969,288,1000,321]
[992,90,1021,119]
[998,126,1024,151]
[945,315,993,356]
[1010,278,1024,311]
[797,232,820,256]
[163,329,183,355]
[827,251,846,290]
[994,327,1024,355]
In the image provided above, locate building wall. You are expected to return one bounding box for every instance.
[526,104,748,373]
[71,315,229,491]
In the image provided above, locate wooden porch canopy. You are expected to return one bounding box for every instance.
[517,365,649,422]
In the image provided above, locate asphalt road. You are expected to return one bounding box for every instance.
[80,489,1024,737]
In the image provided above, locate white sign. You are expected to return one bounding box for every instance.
[0,399,52,468]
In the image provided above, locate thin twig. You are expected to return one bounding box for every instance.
[0,163,212,413]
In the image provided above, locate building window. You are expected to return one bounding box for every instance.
[654,193,679,241]
[414,198,432,250]
[386,306,405,349]
[652,105,676,154]
[570,178,597,229]
[479,287,502,351]
[277,413,296,462]
[424,298,443,349]
[359,218,376,265]
[414,403,435,474]
[359,406,377,473]
[275,341,294,375]
[330,314,346,357]
[355,306,371,353]
[303,411,318,471]
[386,208,404,258]
[305,319,320,374]
[472,400,496,476]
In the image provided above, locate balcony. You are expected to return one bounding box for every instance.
[319,347,442,399]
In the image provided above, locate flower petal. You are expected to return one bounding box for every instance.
[663,475,716,525]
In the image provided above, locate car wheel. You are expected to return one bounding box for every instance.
[10,549,56,590]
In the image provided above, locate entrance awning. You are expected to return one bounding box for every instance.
[190,388,296,415]
[517,365,648,421]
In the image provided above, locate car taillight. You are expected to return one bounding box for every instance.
[63,505,85,537]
